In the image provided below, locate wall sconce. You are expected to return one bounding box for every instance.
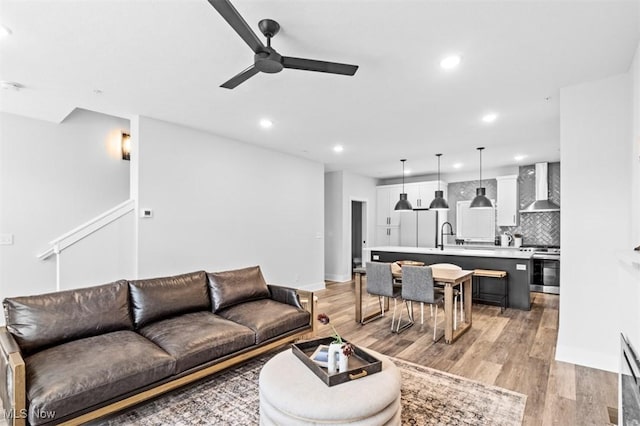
[121,132,131,161]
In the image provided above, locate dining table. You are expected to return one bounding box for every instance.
[353,265,474,344]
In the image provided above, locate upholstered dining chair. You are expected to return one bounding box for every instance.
[365,262,407,331]
[398,265,444,341]
[430,263,464,329]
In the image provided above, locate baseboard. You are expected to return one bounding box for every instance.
[324,274,351,282]
[555,343,619,373]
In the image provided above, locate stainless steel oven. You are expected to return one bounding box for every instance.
[621,333,640,424]
[521,246,560,294]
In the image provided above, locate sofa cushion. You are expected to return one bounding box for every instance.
[207,265,270,313]
[217,299,310,344]
[3,280,132,355]
[25,330,175,426]
[139,311,256,374]
[129,270,210,328]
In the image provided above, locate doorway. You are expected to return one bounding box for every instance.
[351,200,367,271]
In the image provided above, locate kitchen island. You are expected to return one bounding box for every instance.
[368,246,533,310]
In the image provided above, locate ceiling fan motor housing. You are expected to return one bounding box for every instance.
[255,47,284,73]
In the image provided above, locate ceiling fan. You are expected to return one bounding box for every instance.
[207,0,359,89]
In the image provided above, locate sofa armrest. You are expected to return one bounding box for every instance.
[0,327,26,426]
[293,289,317,336]
[267,284,304,309]
[267,285,316,335]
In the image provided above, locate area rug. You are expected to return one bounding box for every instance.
[98,351,526,426]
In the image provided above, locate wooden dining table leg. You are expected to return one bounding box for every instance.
[355,271,363,323]
[463,276,472,326]
[444,283,454,343]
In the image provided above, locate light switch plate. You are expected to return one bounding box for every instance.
[516,264,527,271]
[0,233,14,245]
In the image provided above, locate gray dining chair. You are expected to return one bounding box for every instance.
[399,265,444,341]
[365,262,408,332]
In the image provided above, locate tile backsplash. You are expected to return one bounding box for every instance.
[446,179,497,240]
[503,162,561,247]
[446,162,561,247]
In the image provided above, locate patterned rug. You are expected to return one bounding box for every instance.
[97,351,526,426]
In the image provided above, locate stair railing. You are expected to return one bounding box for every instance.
[37,199,135,290]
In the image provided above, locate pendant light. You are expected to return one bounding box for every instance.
[429,154,449,211]
[470,147,493,209]
[394,159,413,211]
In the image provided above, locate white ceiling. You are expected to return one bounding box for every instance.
[1,0,638,178]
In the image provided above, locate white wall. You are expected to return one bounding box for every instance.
[619,41,640,357]
[324,171,343,281]
[557,73,632,372]
[60,212,136,288]
[0,109,131,306]
[134,116,325,291]
[632,42,640,246]
[324,170,377,282]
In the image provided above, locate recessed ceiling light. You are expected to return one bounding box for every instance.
[333,145,344,153]
[404,169,411,175]
[514,154,526,162]
[259,119,273,129]
[0,25,12,38]
[452,163,463,169]
[440,55,461,70]
[481,113,498,123]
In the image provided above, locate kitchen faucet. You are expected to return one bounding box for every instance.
[439,222,455,250]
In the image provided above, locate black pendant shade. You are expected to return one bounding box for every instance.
[429,154,449,211]
[394,159,413,211]
[470,187,493,208]
[470,147,494,209]
[429,190,449,210]
[395,193,413,210]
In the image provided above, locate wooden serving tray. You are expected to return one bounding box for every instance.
[292,337,382,387]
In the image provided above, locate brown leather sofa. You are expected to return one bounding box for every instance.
[0,266,315,426]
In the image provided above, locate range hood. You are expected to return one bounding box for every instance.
[521,162,560,213]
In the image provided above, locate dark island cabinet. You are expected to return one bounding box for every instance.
[371,250,532,310]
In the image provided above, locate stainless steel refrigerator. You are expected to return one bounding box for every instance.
[399,209,438,248]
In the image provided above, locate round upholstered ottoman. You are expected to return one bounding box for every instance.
[259,348,401,425]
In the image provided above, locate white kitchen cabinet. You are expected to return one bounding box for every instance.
[496,175,519,226]
[376,226,400,246]
[405,181,447,209]
[376,185,402,227]
[376,185,403,246]
[456,200,496,242]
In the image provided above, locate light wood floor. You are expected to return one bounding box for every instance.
[315,280,618,426]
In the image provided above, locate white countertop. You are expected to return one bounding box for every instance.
[616,249,640,270]
[368,245,533,260]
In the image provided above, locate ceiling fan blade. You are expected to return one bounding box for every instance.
[207,0,265,53]
[282,57,359,76]
[220,65,260,89]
